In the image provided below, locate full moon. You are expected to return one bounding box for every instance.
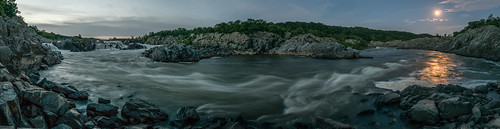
[434,10,441,16]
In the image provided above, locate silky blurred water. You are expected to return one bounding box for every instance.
[40,47,500,127]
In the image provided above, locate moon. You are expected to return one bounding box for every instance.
[434,10,441,16]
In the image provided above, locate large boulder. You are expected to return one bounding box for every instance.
[28,116,47,128]
[37,78,77,96]
[0,82,30,127]
[86,103,119,117]
[437,97,473,120]
[175,107,200,126]
[142,43,201,62]
[121,99,168,124]
[55,109,83,129]
[53,38,97,52]
[408,99,439,124]
[21,87,70,116]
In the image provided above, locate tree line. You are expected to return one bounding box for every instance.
[140,19,433,49]
[0,0,17,18]
[453,14,500,36]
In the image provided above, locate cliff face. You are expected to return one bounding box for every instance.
[0,16,63,75]
[372,25,500,61]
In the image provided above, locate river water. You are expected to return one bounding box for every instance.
[40,47,500,127]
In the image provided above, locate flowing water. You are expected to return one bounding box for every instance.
[40,47,500,127]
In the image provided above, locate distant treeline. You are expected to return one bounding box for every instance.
[454,14,500,36]
[139,19,434,49]
[29,25,72,40]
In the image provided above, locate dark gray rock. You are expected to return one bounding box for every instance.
[315,117,353,129]
[28,116,47,128]
[21,88,70,116]
[83,121,96,129]
[143,43,201,62]
[43,110,59,127]
[176,107,200,125]
[121,99,168,124]
[438,97,473,120]
[86,103,118,117]
[55,109,83,129]
[400,85,434,97]
[436,84,467,94]
[51,124,72,129]
[37,78,77,96]
[126,43,146,50]
[22,104,42,118]
[97,98,110,104]
[475,85,488,94]
[53,38,97,52]
[488,101,500,109]
[0,65,13,82]
[408,99,439,124]
[0,82,30,127]
[67,91,89,100]
[94,116,116,128]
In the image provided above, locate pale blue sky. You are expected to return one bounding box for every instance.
[17,0,500,37]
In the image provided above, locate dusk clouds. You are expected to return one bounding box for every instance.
[16,0,500,37]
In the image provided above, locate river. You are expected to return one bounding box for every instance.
[39,47,500,128]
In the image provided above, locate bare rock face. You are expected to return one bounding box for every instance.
[0,82,30,127]
[372,25,500,61]
[271,34,359,59]
[142,43,201,62]
[0,16,63,75]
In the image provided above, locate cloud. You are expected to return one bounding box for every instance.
[404,19,416,24]
[439,0,500,12]
[419,18,449,22]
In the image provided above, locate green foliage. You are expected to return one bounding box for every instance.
[141,19,433,49]
[454,14,500,36]
[0,0,18,18]
[29,25,70,40]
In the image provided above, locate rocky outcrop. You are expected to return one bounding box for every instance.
[0,16,63,75]
[142,43,201,62]
[270,34,359,59]
[121,99,168,124]
[53,38,97,52]
[372,25,500,61]
[145,32,359,62]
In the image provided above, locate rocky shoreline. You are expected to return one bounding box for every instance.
[371,25,500,61]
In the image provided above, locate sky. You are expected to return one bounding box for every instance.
[16,0,500,38]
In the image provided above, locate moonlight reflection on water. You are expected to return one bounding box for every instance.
[417,51,463,84]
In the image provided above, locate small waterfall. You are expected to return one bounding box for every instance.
[95,41,127,50]
[42,43,60,51]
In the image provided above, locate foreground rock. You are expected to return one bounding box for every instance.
[142,43,201,62]
[372,25,500,61]
[121,99,169,124]
[373,83,500,128]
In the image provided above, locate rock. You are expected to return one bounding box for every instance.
[53,38,97,52]
[457,114,471,123]
[51,124,72,129]
[22,104,42,118]
[176,107,200,125]
[37,78,77,96]
[86,103,118,117]
[271,34,359,59]
[488,101,500,109]
[143,43,201,62]
[375,93,401,108]
[83,121,96,129]
[0,82,30,127]
[373,25,500,61]
[21,87,70,116]
[356,109,375,116]
[121,99,168,124]
[0,66,13,82]
[28,116,47,128]
[43,110,59,127]
[315,117,353,129]
[475,85,489,94]
[408,99,439,124]
[473,105,482,122]
[126,43,146,50]
[436,84,467,94]
[55,109,84,129]
[438,97,473,120]
[94,116,117,128]
[400,85,434,97]
[67,91,89,100]
[97,98,110,104]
